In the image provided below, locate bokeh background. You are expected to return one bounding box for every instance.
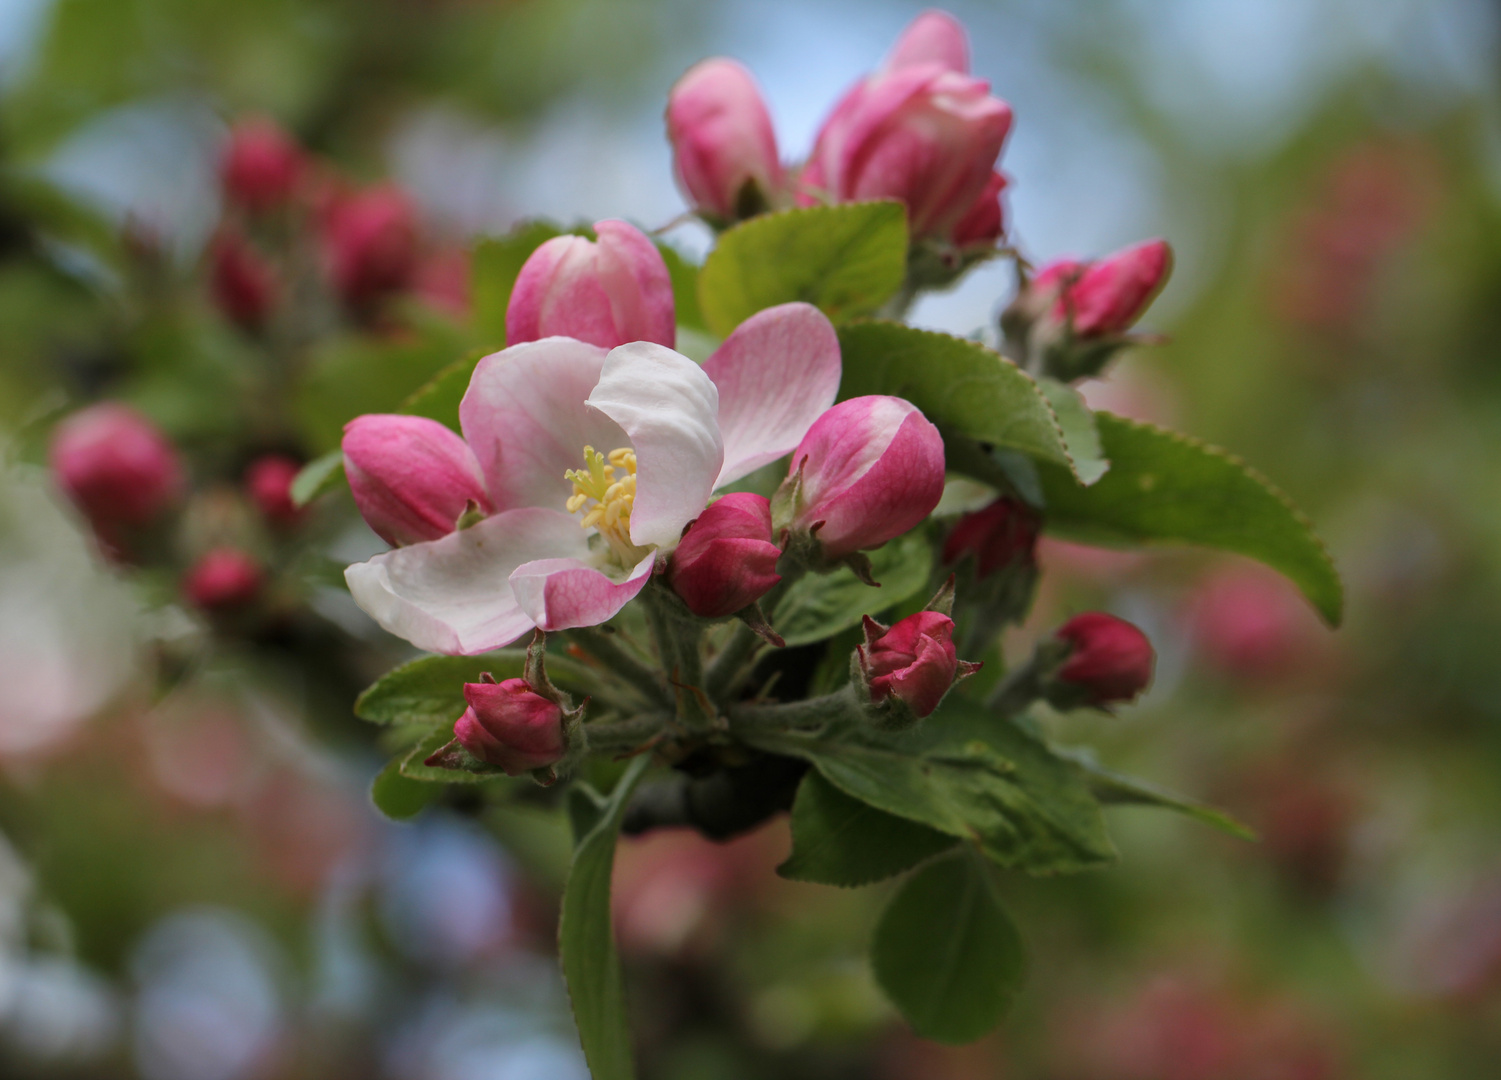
[2,0,1500,1077]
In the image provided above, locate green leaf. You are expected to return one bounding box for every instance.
[398,725,502,784]
[399,352,483,432]
[835,322,1076,473]
[744,703,1115,875]
[471,220,565,345]
[1038,412,1343,625]
[1036,377,1109,485]
[371,756,442,819]
[290,450,345,508]
[775,530,934,647]
[560,755,651,1080]
[355,651,529,726]
[872,852,1025,1044]
[657,242,707,333]
[779,770,955,886]
[697,202,908,336]
[1056,746,1256,841]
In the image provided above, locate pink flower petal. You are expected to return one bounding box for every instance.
[586,342,723,549]
[459,337,626,514]
[702,303,842,488]
[884,9,971,73]
[344,507,587,655]
[508,552,655,631]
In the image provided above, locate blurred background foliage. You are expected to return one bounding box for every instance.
[0,0,1500,1078]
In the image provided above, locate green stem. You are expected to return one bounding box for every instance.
[565,626,669,707]
[640,585,713,728]
[987,663,1042,716]
[584,712,670,754]
[705,563,808,701]
[728,683,860,734]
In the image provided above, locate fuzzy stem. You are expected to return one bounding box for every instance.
[728,682,861,734]
[705,562,808,701]
[583,712,670,754]
[564,626,669,707]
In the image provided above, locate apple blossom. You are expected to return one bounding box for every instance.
[506,220,675,350]
[666,492,781,618]
[344,302,842,655]
[667,59,784,222]
[800,13,1012,242]
[1033,239,1174,339]
[50,403,184,529]
[857,610,975,719]
[453,677,567,775]
[343,415,492,547]
[778,395,946,560]
[1051,611,1155,707]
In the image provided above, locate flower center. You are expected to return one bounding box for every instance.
[565,446,645,564]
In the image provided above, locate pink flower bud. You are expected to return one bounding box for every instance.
[667,58,784,222]
[184,548,263,610]
[454,678,566,775]
[786,396,945,558]
[322,184,419,308]
[1053,612,1154,706]
[1033,239,1173,338]
[342,415,492,546]
[220,117,305,214]
[950,170,1007,249]
[505,220,675,350]
[49,403,184,528]
[667,492,781,618]
[884,9,971,73]
[245,454,303,525]
[859,611,961,718]
[802,56,1011,241]
[209,229,277,331]
[942,495,1040,578]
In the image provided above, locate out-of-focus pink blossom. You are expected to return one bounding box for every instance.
[1053,611,1154,706]
[244,455,302,526]
[50,403,184,529]
[505,220,675,349]
[322,184,419,308]
[859,611,966,717]
[667,492,781,618]
[209,229,278,331]
[342,414,492,547]
[801,11,1011,242]
[414,247,471,317]
[784,395,945,558]
[1189,565,1321,679]
[1033,239,1173,338]
[943,495,1039,578]
[184,548,263,610]
[219,117,305,214]
[667,59,784,221]
[453,678,566,775]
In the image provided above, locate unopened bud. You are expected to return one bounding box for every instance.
[322,184,419,309]
[244,454,302,526]
[453,676,567,776]
[856,610,979,724]
[342,414,492,547]
[667,58,784,223]
[209,229,277,331]
[49,403,184,529]
[220,117,305,214]
[666,492,781,618]
[1048,612,1154,708]
[943,495,1040,578]
[184,548,263,610]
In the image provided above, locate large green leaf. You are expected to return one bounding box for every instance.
[657,242,707,333]
[774,530,934,647]
[871,852,1025,1044]
[470,220,565,345]
[399,352,483,432]
[835,322,1076,473]
[1037,377,1109,485]
[1038,412,1343,625]
[1055,746,1256,840]
[559,755,651,1080]
[744,704,1115,875]
[779,770,955,886]
[697,202,908,336]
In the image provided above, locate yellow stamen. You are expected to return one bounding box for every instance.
[565,445,644,564]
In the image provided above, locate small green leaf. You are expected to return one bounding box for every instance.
[1056,746,1256,841]
[399,352,483,432]
[779,770,955,886]
[470,220,566,344]
[355,651,529,726]
[560,755,651,1080]
[1036,377,1109,485]
[398,725,503,783]
[744,703,1115,875]
[775,530,934,647]
[657,242,707,333]
[290,450,345,508]
[698,201,908,336]
[1038,412,1343,625]
[836,322,1076,473]
[872,852,1025,1044]
[371,756,442,819]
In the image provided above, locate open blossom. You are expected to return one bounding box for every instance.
[506,220,675,350]
[454,678,566,775]
[1033,239,1173,338]
[667,59,784,221]
[344,302,842,655]
[666,492,781,618]
[783,396,946,559]
[858,611,973,718]
[50,403,184,528]
[800,11,1012,243]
